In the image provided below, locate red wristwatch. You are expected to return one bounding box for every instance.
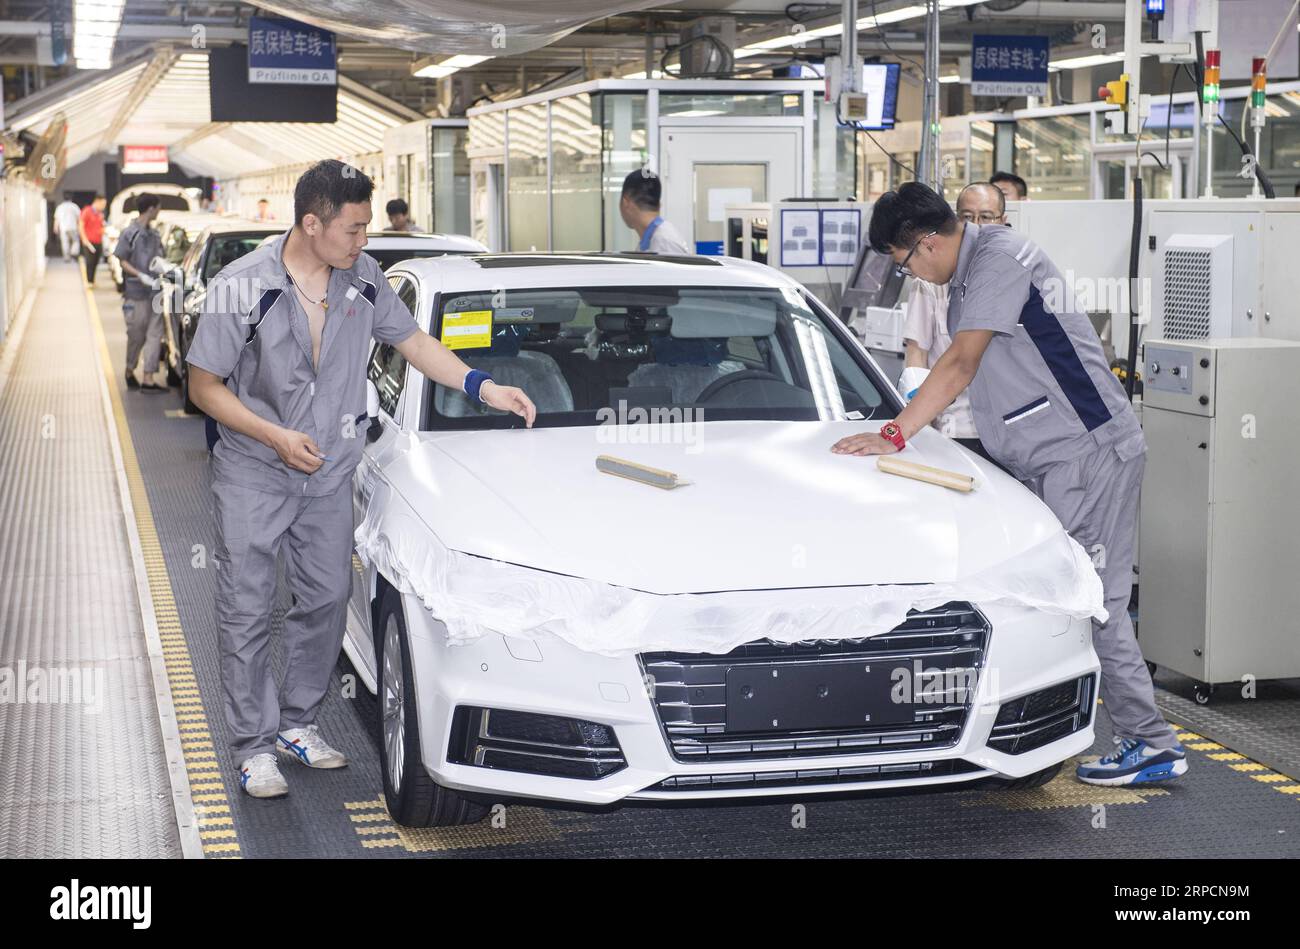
[880,421,906,451]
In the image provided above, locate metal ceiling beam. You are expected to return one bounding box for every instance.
[99,45,179,154]
[169,122,231,154]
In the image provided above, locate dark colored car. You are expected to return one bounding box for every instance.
[160,223,282,413]
[164,227,487,413]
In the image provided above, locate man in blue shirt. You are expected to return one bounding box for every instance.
[619,169,691,254]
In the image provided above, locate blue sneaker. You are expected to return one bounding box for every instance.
[1076,737,1188,786]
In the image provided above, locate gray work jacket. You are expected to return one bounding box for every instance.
[185,230,418,496]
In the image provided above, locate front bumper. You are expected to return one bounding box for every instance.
[403,598,1099,806]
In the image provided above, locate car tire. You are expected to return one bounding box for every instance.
[374,586,489,827]
[997,761,1062,790]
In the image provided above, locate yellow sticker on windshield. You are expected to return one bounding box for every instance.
[441,309,493,350]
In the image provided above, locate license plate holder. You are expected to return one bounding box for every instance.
[725,661,917,732]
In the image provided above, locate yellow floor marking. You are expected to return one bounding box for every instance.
[344,796,587,853]
[85,283,239,858]
[962,759,1171,811]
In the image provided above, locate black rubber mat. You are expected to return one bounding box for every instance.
[97,283,1300,858]
[1155,672,1300,782]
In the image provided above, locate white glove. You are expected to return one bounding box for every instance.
[138,273,159,290]
[149,255,171,275]
[898,366,930,401]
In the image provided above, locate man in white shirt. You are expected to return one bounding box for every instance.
[619,169,692,255]
[54,195,82,260]
[899,182,1008,465]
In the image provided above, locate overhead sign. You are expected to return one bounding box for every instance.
[971,34,1049,97]
[248,15,337,85]
[122,145,169,175]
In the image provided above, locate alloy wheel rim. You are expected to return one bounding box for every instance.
[382,613,405,794]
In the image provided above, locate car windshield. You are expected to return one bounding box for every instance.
[204,235,271,280]
[365,247,473,271]
[423,284,894,429]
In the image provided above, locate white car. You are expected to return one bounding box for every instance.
[360,230,487,269]
[104,184,203,291]
[254,230,487,271]
[347,253,1104,826]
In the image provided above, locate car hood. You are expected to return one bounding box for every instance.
[392,420,1065,596]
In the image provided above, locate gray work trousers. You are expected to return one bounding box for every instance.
[124,296,163,378]
[210,478,354,765]
[1023,434,1178,750]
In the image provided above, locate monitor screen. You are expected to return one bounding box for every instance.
[860,63,900,131]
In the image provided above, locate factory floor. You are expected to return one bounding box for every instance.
[1,258,1297,859]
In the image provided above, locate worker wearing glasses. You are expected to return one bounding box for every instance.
[833,181,1187,789]
[897,183,1007,468]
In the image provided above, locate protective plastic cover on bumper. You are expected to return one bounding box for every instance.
[355,492,1105,659]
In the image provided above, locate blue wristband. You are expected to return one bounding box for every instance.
[463,369,493,403]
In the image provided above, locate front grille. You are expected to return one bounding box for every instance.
[988,674,1095,755]
[640,602,989,763]
[647,758,984,792]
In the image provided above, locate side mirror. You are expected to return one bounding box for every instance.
[365,380,383,443]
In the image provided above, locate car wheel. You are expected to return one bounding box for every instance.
[375,586,489,827]
[997,762,1062,790]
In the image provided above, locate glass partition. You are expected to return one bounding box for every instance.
[431,126,470,235]
[939,151,967,201]
[659,92,800,117]
[468,109,505,158]
[506,102,549,251]
[813,94,857,198]
[550,94,603,251]
[1205,93,1300,198]
[599,93,648,252]
[1013,112,1092,199]
[969,120,995,183]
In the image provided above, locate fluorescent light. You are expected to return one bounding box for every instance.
[412,54,489,79]
[75,1,124,14]
[75,22,119,38]
[938,74,961,83]
[74,39,116,55]
[74,0,122,68]
[862,5,928,27]
[1048,52,1125,71]
[735,1,978,59]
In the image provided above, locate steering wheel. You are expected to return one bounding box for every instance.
[695,369,806,405]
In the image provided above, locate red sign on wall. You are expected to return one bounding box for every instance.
[122,145,169,174]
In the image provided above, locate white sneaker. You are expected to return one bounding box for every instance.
[276,724,348,769]
[239,753,289,798]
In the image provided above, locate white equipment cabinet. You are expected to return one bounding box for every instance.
[1138,337,1300,703]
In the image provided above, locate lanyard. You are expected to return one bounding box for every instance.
[639,216,664,252]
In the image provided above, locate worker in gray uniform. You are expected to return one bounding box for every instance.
[832,182,1187,787]
[114,192,168,392]
[186,160,537,799]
